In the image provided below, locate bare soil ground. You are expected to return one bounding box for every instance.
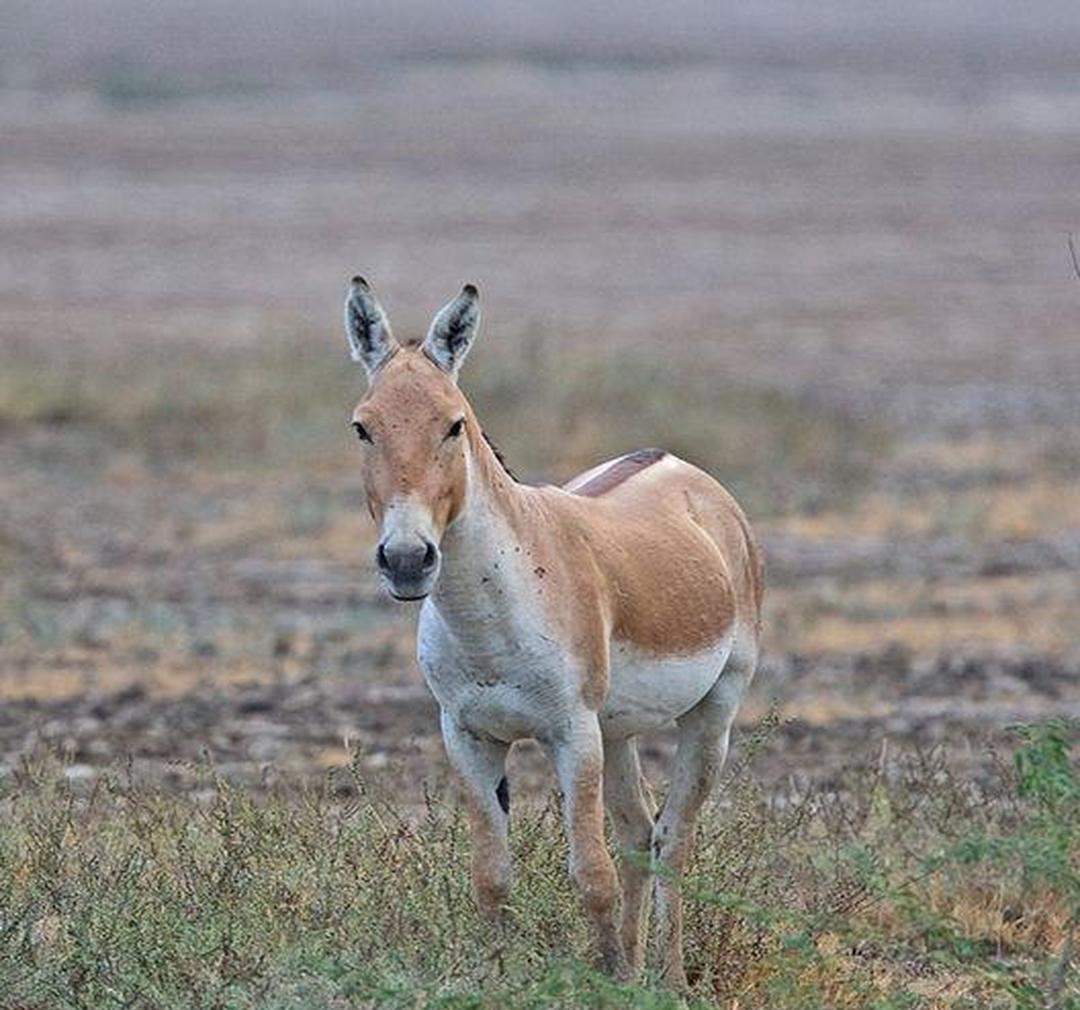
[2,51,1079,811]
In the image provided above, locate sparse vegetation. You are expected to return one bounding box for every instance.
[2,18,1079,1008]
[0,720,1075,1009]
[0,335,882,517]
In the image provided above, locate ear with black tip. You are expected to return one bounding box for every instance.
[344,276,398,377]
[422,284,480,380]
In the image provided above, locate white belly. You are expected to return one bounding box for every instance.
[600,635,734,737]
[418,599,733,743]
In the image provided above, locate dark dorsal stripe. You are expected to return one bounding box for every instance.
[572,448,666,498]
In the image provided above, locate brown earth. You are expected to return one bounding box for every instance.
[1,37,1079,807]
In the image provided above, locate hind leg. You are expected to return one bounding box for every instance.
[603,735,655,975]
[652,645,757,988]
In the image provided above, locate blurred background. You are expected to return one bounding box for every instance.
[1,0,1078,795]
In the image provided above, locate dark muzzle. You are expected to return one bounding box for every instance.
[376,537,439,599]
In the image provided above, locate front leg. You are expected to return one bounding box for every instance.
[441,711,511,923]
[552,711,628,979]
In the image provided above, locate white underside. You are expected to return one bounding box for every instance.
[600,634,734,738]
[419,596,734,744]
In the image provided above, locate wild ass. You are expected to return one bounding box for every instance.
[343,277,764,985]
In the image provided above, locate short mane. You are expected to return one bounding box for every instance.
[482,430,517,481]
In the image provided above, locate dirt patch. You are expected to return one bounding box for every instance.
[2,52,1079,809]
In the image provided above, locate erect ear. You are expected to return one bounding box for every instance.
[422,284,480,380]
[344,276,398,377]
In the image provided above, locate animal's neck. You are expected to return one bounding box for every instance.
[430,426,532,624]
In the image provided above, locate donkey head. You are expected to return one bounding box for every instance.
[344,277,481,600]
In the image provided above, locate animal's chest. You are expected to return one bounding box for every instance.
[417,604,577,743]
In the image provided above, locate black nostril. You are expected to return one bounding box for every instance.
[376,543,390,572]
[422,541,437,570]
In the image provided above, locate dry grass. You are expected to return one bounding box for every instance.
[0,333,884,518]
[3,39,1080,1008]
[764,570,1080,658]
[0,719,1075,1010]
[770,483,1080,543]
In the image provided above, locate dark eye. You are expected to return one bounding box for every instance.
[445,417,465,441]
[351,421,372,444]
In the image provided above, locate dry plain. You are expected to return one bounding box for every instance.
[1,29,1079,1006]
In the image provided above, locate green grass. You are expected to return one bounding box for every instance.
[0,720,1075,1009]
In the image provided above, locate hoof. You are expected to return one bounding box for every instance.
[478,903,513,933]
[475,881,511,928]
[659,963,689,994]
[599,944,631,982]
